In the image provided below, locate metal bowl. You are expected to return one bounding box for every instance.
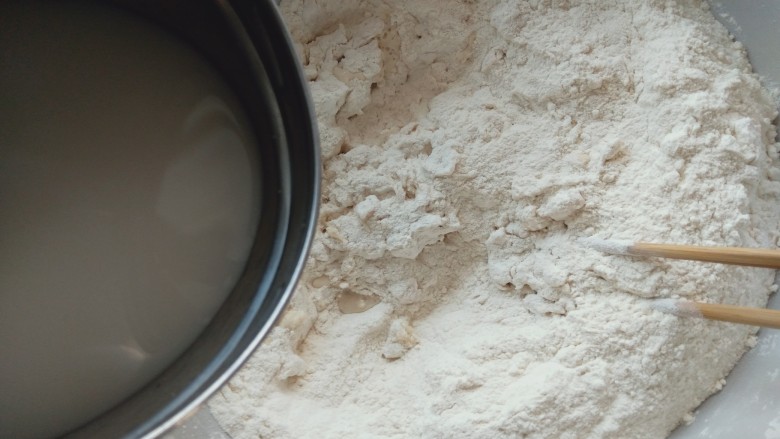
[62,0,319,437]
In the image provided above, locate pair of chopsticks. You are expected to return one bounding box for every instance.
[581,238,780,329]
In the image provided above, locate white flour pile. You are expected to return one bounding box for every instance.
[211,0,780,437]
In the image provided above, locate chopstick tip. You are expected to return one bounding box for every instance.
[648,298,702,318]
[578,237,633,255]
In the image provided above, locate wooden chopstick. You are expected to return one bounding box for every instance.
[696,302,780,329]
[653,299,780,330]
[625,242,780,269]
[585,238,780,329]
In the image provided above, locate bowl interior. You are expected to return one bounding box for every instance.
[64,0,319,437]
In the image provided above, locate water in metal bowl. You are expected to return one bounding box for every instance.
[0,0,318,437]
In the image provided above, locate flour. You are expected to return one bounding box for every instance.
[210,0,780,437]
